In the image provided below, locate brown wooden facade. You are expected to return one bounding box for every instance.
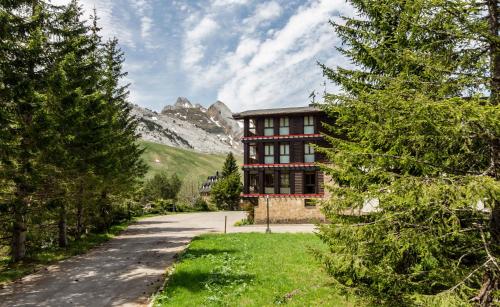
[233,106,329,197]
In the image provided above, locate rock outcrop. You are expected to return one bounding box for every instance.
[132,97,243,154]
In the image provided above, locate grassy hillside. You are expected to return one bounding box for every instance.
[140,141,241,199]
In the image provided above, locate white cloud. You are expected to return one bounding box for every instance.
[140,16,153,39]
[49,0,137,48]
[211,0,251,7]
[180,0,353,111]
[243,1,282,33]
[182,16,220,69]
[129,0,156,46]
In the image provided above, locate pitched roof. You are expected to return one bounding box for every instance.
[232,105,323,119]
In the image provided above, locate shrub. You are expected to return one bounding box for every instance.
[210,173,242,210]
[143,173,182,202]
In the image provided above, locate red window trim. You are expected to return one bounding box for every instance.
[242,133,322,141]
[241,193,324,198]
[243,163,316,168]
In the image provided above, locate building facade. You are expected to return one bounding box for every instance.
[199,171,220,201]
[233,106,329,223]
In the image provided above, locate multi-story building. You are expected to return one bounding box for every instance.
[232,105,330,223]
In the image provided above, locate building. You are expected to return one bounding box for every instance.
[199,171,220,201]
[232,105,330,223]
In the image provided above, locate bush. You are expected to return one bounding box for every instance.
[234,218,252,226]
[143,173,182,202]
[193,197,213,212]
[210,173,242,210]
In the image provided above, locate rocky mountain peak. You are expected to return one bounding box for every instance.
[174,97,193,109]
[208,100,231,114]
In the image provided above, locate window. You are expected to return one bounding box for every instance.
[280,172,290,194]
[280,144,290,164]
[304,172,316,194]
[249,172,258,193]
[264,118,274,136]
[304,115,314,134]
[264,171,275,194]
[304,143,315,162]
[249,143,257,164]
[249,119,256,136]
[264,144,274,164]
[279,117,289,135]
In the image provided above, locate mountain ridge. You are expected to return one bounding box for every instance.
[132,97,243,154]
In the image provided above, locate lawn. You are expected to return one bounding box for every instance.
[154,233,360,307]
[141,140,239,180]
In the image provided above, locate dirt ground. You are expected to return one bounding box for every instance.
[0,211,316,307]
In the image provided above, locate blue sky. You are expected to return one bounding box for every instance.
[52,0,354,112]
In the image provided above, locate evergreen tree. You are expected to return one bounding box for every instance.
[210,173,242,211]
[47,0,108,240]
[318,0,499,305]
[0,0,54,261]
[211,153,242,210]
[221,152,238,178]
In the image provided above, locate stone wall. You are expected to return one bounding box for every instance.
[253,196,326,224]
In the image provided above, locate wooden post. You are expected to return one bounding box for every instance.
[266,195,271,233]
[224,216,227,234]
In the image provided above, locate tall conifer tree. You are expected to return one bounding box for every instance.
[318,0,499,305]
[0,0,54,261]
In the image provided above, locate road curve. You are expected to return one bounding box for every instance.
[0,211,315,307]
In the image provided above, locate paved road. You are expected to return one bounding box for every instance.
[0,211,316,307]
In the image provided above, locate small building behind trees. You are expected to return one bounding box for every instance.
[199,171,220,201]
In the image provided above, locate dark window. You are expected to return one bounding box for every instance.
[304,172,316,194]
[279,117,289,135]
[264,118,274,136]
[304,116,314,134]
[264,144,274,164]
[304,143,315,162]
[280,143,290,163]
[249,172,258,193]
[264,172,274,194]
[249,143,257,164]
[280,172,290,194]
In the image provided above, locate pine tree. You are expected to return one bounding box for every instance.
[211,152,241,210]
[0,0,54,261]
[92,36,147,230]
[47,0,108,240]
[221,152,238,178]
[318,0,499,305]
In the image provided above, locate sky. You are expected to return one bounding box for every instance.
[51,0,354,112]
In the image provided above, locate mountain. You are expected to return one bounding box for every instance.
[131,97,243,154]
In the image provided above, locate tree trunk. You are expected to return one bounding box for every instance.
[75,185,84,240]
[98,190,109,231]
[487,0,500,252]
[481,2,500,305]
[488,0,500,106]
[12,205,27,262]
[58,201,67,248]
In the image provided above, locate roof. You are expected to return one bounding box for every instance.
[232,105,323,120]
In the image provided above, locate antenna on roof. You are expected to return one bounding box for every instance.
[309,90,316,104]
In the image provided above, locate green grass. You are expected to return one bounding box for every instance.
[140,140,242,199]
[141,140,231,180]
[0,217,145,285]
[154,233,360,307]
